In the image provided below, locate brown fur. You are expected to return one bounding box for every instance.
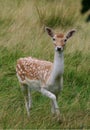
[56,33,64,38]
[16,57,52,84]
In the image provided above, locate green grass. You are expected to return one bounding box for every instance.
[0,0,90,129]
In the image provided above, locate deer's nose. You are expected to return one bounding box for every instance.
[57,47,61,51]
[55,46,63,51]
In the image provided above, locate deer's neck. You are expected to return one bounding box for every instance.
[50,51,64,83]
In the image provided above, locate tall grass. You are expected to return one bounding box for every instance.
[0,0,90,129]
[35,0,80,28]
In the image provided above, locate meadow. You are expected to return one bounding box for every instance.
[0,0,90,129]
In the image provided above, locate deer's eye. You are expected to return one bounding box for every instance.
[53,38,56,41]
[64,39,67,42]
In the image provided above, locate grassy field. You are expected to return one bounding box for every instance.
[0,0,90,129]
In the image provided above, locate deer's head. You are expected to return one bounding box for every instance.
[45,27,76,52]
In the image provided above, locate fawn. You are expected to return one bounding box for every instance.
[16,27,76,121]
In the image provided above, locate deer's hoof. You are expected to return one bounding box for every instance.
[57,115,63,124]
[52,114,62,123]
[55,109,63,123]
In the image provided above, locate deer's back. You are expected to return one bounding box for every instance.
[16,57,52,84]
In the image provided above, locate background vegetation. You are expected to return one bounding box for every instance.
[0,0,90,129]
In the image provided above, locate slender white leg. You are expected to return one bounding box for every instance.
[28,87,32,110]
[51,100,55,114]
[40,88,60,118]
[21,85,30,117]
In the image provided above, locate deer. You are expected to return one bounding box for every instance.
[16,27,76,122]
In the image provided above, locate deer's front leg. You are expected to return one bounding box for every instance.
[50,93,58,114]
[40,88,60,121]
[51,100,55,114]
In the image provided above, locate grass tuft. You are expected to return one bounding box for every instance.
[35,1,80,28]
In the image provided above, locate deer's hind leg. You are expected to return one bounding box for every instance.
[21,84,32,117]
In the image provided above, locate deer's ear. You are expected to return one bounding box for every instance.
[65,29,76,39]
[45,27,54,37]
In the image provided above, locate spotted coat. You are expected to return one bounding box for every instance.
[16,57,53,85]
